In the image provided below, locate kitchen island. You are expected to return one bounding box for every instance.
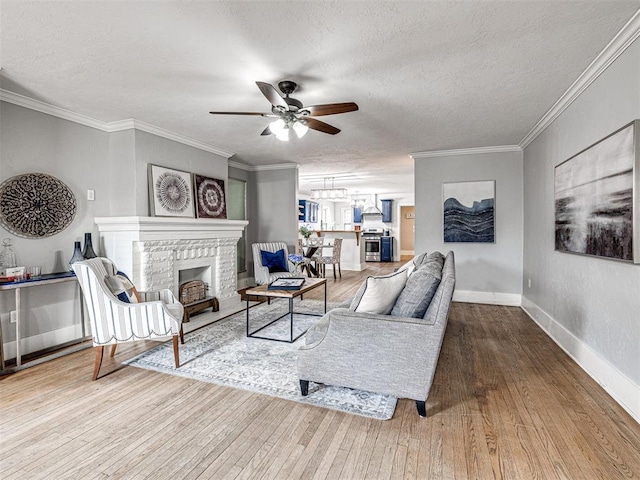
[313,230,365,271]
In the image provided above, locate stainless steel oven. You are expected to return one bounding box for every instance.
[362,229,383,262]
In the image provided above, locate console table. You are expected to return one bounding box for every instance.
[0,272,88,374]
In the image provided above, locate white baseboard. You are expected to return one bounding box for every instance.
[340,262,365,272]
[521,296,639,423]
[3,324,87,360]
[400,250,415,256]
[453,290,522,306]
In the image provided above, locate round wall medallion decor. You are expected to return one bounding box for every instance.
[0,173,77,238]
[155,172,190,214]
[198,178,226,217]
[194,174,227,219]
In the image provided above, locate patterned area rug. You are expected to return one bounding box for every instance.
[124,299,397,420]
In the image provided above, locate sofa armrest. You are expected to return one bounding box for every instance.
[297,308,446,400]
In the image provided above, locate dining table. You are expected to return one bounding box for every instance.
[301,241,333,277]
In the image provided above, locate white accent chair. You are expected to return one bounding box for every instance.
[252,242,297,285]
[72,257,184,380]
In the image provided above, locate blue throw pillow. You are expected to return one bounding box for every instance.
[261,249,288,273]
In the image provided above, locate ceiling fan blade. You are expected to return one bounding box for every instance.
[260,126,272,136]
[301,102,359,116]
[256,81,289,109]
[209,111,269,116]
[303,117,341,135]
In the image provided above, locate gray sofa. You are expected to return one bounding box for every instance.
[297,251,456,417]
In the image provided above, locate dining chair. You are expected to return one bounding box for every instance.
[314,238,343,279]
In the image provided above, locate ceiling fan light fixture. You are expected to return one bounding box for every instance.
[293,121,309,138]
[275,127,290,142]
[269,118,286,134]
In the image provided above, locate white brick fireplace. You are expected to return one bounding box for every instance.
[94,216,248,308]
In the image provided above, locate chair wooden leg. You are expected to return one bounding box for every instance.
[92,346,104,381]
[338,263,341,278]
[110,344,117,357]
[173,336,180,368]
[333,264,336,279]
[180,325,185,345]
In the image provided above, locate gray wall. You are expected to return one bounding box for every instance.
[0,102,111,348]
[415,150,524,298]
[133,130,228,216]
[247,167,298,279]
[0,102,111,273]
[523,38,640,385]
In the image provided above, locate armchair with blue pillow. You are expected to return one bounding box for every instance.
[251,242,298,286]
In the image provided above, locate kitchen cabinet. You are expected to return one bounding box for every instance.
[381,199,393,223]
[381,237,393,262]
[353,207,363,224]
[299,200,319,223]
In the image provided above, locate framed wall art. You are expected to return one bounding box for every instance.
[148,165,194,217]
[193,174,227,219]
[555,120,639,263]
[443,180,495,243]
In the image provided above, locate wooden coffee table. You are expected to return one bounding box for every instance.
[244,277,327,343]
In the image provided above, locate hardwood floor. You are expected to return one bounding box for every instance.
[1,261,639,479]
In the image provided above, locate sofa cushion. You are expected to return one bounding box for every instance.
[349,269,408,314]
[397,251,429,277]
[260,249,288,273]
[419,251,444,276]
[390,265,442,318]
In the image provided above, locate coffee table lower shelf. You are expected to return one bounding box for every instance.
[244,278,327,343]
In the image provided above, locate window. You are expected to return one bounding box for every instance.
[227,178,247,273]
[321,206,330,229]
[341,207,352,230]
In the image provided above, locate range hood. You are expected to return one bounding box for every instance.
[362,206,383,216]
[362,194,383,216]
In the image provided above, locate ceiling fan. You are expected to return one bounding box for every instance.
[209,80,358,141]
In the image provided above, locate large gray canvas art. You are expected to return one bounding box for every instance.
[443,180,495,243]
[555,121,638,262]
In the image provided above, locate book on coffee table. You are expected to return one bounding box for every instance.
[268,278,306,290]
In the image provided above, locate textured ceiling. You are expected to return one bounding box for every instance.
[1,1,638,196]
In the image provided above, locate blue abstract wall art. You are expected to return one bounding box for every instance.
[443,180,495,243]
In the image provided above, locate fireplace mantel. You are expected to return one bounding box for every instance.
[95,216,248,308]
[94,216,248,240]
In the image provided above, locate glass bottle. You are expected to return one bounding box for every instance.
[82,232,97,259]
[0,238,17,274]
[69,241,84,271]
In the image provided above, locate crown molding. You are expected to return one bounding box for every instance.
[0,89,110,131]
[126,120,234,158]
[411,145,521,159]
[253,163,299,171]
[519,9,640,149]
[0,89,234,158]
[228,161,253,171]
[228,162,299,171]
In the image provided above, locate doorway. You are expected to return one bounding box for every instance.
[400,205,415,261]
